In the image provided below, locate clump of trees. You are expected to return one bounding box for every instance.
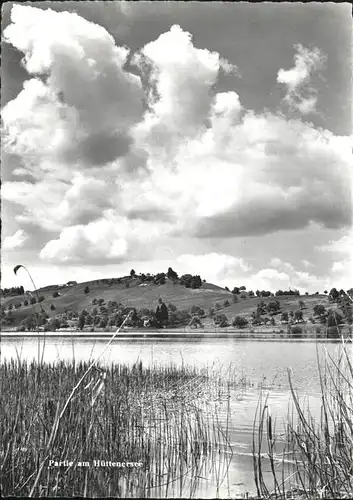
[275,289,300,296]
[180,274,202,289]
[1,286,25,297]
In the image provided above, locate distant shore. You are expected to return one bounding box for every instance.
[2,329,349,341]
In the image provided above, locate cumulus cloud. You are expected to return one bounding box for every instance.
[319,230,353,289]
[3,229,28,250]
[2,4,144,170]
[39,211,174,264]
[277,44,326,114]
[176,252,251,287]
[245,266,330,294]
[133,24,237,157]
[2,6,352,269]
[39,218,128,263]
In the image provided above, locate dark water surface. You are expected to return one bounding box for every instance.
[2,336,349,498]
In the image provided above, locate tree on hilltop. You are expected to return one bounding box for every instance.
[167,267,178,282]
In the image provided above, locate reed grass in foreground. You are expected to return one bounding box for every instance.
[253,338,353,499]
[0,360,238,498]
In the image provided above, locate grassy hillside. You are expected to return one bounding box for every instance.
[1,276,231,326]
[222,293,333,321]
[1,273,338,329]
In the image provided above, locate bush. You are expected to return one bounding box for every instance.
[38,296,45,303]
[214,314,229,328]
[291,325,303,336]
[84,286,90,294]
[52,291,60,298]
[50,304,56,311]
[232,316,248,329]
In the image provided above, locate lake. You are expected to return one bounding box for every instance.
[1,335,349,498]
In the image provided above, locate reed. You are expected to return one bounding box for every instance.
[0,359,236,497]
[252,337,353,499]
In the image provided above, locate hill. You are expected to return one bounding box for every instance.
[1,273,342,331]
[1,275,231,327]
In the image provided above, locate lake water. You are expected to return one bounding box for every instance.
[1,335,350,498]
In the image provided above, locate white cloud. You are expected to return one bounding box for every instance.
[3,4,144,170]
[176,252,251,287]
[277,44,326,114]
[2,7,352,274]
[39,211,173,264]
[133,24,237,157]
[319,229,353,289]
[3,229,28,250]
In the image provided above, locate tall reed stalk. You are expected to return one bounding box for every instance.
[253,337,353,499]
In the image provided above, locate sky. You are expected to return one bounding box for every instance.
[1,1,352,293]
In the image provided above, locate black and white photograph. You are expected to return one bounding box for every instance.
[1,1,352,498]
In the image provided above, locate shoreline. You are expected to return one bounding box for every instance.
[1,330,348,341]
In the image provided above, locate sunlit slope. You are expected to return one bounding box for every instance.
[1,276,232,325]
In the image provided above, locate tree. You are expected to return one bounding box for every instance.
[294,310,303,322]
[232,287,240,294]
[167,267,178,282]
[223,299,230,308]
[23,299,28,307]
[191,305,205,317]
[291,325,303,336]
[84,286,90,294]
[130,269,136,277]
[154,273,166,285]
[156,298,169,327]
[190,275,202,289]
[248,290,255,297]
[214,314,229,327]
[281,312,289,323]
[232,316,248,329]
[267,301,281,315]
[78,311,86,330]
[239,286,246,291]
[313,305,326,317]
[208,308,215,318]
